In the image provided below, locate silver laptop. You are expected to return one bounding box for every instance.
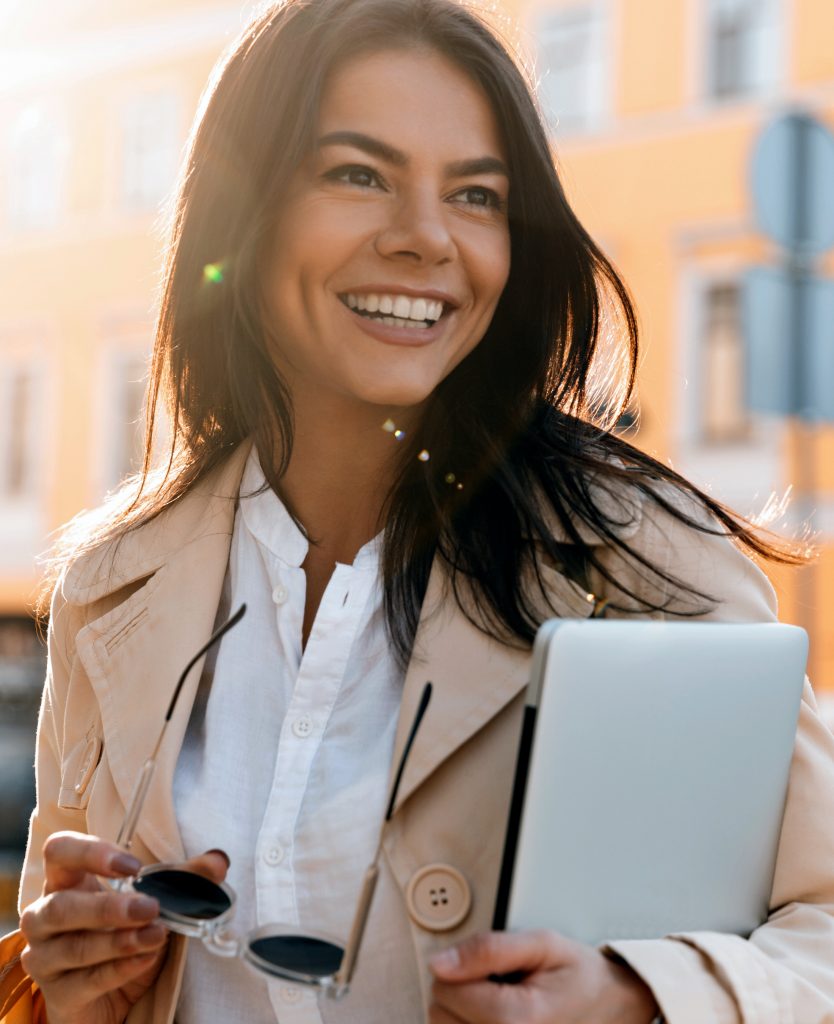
[492,620,808,944]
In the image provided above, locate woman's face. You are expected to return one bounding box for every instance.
[261,47,511,413]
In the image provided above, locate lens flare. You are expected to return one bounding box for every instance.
[203,262,226,284]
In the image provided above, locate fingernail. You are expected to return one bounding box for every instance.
[429,947,460,972]
[128,896,159,921]
[136,924,167,947]
[110,852,142,875]
[206,848,231,868]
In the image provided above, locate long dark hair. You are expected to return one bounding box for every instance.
[42,0,805,660]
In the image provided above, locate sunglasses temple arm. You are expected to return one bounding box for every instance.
[115,756,156,851]
[333,681,433,993]
[115,718,170,851]
[332,860,380,992]
[114,605,248,854]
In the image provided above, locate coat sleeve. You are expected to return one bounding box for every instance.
[18,579,90,913]
[598,494,834,1023]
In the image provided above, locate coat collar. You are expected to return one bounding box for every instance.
[62,444,252,605]
[67,445,250,862]
[64,442,641,861]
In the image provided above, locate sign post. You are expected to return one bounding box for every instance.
[745,111,834,630]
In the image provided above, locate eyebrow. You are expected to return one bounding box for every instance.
[316,131,509,179]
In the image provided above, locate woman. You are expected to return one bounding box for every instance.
[6,0,834,1021]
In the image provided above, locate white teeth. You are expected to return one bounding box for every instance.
[344,292,446,322]
[378,316,429,329]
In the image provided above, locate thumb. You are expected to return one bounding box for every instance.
[429,930,576,982]
[183,848,231,883]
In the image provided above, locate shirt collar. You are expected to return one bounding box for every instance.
[239,447,309,568]
[238,448,383,571]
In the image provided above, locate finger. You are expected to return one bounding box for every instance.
[42,832,142,894]
[181,849,230,884]
[432,978,537,1024]
[23,923,167,982]
[21,889,160,945]
[429,931,577,982]
[428,1003,470,1024]
[42,951,163,1011]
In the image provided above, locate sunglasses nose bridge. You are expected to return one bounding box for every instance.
[206,924,244,958]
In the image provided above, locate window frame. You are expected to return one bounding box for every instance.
[701,0,785,105]
[534,0,612,137]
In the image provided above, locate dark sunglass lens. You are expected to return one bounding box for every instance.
[249,935,344,978]
[133,869,232,920]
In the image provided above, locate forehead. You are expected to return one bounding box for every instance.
[317,48,506,164]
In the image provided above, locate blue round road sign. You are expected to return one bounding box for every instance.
[751,112,834,254]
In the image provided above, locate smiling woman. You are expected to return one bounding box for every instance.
[7,1,834,1023]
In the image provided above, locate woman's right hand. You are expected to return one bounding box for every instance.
[19,831,229,1024]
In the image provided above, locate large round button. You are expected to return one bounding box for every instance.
[272,584,289,605]
[405,863,472,932]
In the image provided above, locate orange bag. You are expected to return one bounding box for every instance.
[0,930,45,1024]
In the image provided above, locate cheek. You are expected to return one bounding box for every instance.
[475,229,511,308]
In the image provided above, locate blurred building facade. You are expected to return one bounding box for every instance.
[0,0,832,881]
[515,0,834,703]
[0,0,260,910]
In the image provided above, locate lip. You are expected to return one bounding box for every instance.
[337,295,453,347]
[338,284,461,310]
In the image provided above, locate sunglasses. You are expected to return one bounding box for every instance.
[111,604,432,997]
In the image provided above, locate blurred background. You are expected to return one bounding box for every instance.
[0,0,832,928]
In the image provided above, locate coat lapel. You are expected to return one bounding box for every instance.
[66,446,250,863]
[388,556,600,813]
[388,477,645,802]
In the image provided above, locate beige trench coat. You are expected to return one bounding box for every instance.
[17,443,834,1023]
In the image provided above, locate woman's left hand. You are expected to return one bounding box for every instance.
[428,930,660,1024]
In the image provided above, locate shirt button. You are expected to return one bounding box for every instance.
[280,986,301,1003]
[263,843,284,866]
[272,584,289,605]
[292,714,313,739]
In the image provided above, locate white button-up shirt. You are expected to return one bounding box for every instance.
[172,449,422,1022]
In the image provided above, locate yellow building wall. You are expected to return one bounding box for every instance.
[525,0,834,691]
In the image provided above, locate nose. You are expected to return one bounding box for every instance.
[374,187,456,266]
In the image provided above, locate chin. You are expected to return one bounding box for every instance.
[350,373,442,410]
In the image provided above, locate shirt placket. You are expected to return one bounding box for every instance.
[257,560,369,1023]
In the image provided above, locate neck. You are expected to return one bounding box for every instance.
[274,393,419,566]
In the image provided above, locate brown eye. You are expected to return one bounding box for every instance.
[326,165,383,189]
[452,186,505,211]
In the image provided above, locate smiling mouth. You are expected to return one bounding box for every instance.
[339,292,446,330]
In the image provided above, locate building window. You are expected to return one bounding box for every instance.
[121,91,181,211]
[109,354,148,488]
[706,0,779,100]
[700,282,751,444]
[0,365,39,500]
[537,5,606,134]
[6,105,67,231]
